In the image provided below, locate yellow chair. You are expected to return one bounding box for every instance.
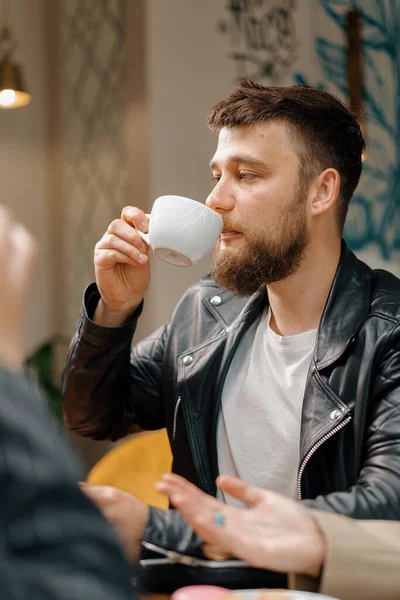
[86,429,172,509]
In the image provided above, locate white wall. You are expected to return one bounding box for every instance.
[0,0,53,354]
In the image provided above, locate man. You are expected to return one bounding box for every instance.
[0,206,134,598]
[63,81,400,574]
[157,472,400,600]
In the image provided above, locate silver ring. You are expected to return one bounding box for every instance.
[213,510,225,527]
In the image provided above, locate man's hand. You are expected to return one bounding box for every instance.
[157,474,325,578]
[80,483,149,565]
[93,206,151,327]
[0,207,37,372]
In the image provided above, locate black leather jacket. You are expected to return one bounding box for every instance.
[63,241,400,561]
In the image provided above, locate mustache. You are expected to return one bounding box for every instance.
[221,221,243,233]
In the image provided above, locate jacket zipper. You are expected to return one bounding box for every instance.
[172,393,210,491]
[297,415,352,499]
[172,396,181,441]
[141,541,248,568]
[186,408,212,493]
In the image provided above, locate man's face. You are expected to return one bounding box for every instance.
[206,121,310,295]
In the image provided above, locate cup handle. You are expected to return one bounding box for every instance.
[135,214,151,246]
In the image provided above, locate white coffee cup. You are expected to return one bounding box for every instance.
[136,195,223,267]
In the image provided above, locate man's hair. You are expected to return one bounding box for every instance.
[207,80,365,231]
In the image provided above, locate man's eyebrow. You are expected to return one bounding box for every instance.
[209,155,267,170]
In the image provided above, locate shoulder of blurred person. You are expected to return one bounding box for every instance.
[0,365,135,600]
[291,510,400,600]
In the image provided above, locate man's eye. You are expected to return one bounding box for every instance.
[239,172,255,180]
[211,175,221,185]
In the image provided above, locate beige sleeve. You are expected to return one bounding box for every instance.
[289,510,400,600]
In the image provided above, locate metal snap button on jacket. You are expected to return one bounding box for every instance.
[330,409,342,420]
[210,295,222,306]
[182,355,193,366]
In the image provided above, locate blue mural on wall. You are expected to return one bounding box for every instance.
[294,0,400,260]
[219,0,400,260]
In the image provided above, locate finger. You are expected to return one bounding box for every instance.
[96,233,148,264]
[80,487,102,506]
[79,485,101,499]
[78,483,113,493]
[192,513,258,563]
[156,474,219,512]
[157,482,220,526]
[107,219,149,252]
[169,492,220,529]
[155,474,199,500]
[216,476,265,507]
[9,224,38,293]
[80,490,109,514]
[94,247,148,268]
[156,476,249,558]
[79,483,112,502]
[121,206,149,233]
[171,491,220,513]
[157,473,201,493]
[195,515,272,570]
[191,514,236,548]
[202,543,232,561]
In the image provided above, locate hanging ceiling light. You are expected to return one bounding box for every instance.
[0,0,31,109]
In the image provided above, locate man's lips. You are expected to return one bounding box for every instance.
[221,229,240,236]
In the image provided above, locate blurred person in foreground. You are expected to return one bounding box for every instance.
[158,472,400,600]
[63,81,400,581]
[0,207,134,599]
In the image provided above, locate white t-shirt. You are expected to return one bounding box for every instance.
[217,307,317,504]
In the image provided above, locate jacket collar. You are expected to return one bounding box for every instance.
[314,240,372,369]
[207,240,372,369]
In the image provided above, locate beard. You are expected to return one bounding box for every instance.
[211,194,309,296]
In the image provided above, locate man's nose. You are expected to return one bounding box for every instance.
[206,180,234,214]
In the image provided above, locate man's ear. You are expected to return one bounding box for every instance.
[311,168,341,217]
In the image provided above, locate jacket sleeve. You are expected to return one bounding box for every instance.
[0,366,134,600]
[62,283,169,441]
[304,322,400,520]
[142,507,205,557]
[290,510,400,600]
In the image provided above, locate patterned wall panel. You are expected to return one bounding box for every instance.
[292,0,399,263]
[60,0,129,333]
